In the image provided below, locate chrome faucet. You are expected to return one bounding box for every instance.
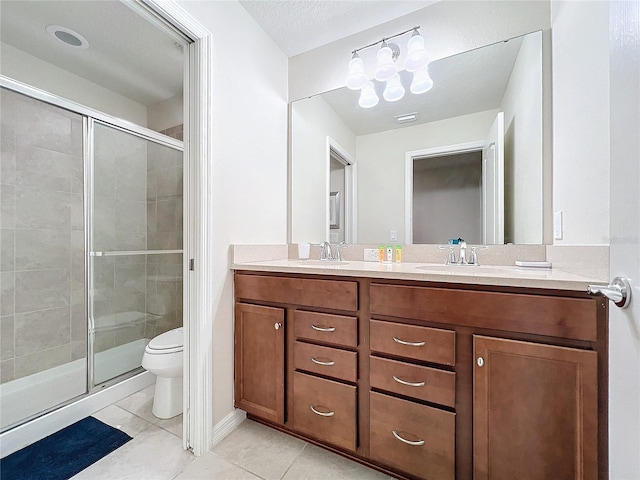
[443,238,485,265]
[315,241,347,261]
[457,239,468,265]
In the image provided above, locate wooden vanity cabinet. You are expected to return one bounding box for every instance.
[473,335,598,480]
[234,272,607,480]
[234,302,285,424]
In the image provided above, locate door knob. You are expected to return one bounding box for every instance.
[274,322,282,330]
[588,276,631,308]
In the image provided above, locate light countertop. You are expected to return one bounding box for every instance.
[231,259,603,292]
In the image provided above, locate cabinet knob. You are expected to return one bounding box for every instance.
[477,356,484,367]
[274,322,282,330]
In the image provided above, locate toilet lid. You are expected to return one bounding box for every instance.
[147,327,183,351]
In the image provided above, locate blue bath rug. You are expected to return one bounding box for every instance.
[0,416,132,480]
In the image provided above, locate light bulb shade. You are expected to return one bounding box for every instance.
[374,45,397,82]
[410,67,434,94]
[383,74,405,102]
[346,55,367,90]
[404,33,430,72]
[359,81,379,108]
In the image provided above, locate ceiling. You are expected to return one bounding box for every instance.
[238,0,437,57]
[0,0,184,106]
[1,0,436,107]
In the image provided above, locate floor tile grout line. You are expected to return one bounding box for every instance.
[279,441,309,480]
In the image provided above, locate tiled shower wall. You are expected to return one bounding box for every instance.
[146,140,183,339]
[0,88,184,382]
[93,124,183,354]
[0,88,86,383]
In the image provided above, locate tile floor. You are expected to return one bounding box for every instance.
[71,385,394,480]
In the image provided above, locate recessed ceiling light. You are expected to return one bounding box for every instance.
[394,112,417,124]
[46,25,89,49]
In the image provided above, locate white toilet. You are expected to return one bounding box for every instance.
[141,327,184,419]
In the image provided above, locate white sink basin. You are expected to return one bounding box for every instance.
[415,264,522,275]
[293,260,351,267]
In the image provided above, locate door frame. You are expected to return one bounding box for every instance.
[326,137,357,243]
[405,141,483,244]
[141,0,213,456]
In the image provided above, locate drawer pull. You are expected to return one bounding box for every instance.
[393,337,425,347]
[392,375,425,388]
[311,357,335,366]
[310,405,335,417]
[311,324,336,332]
[392,430,425,446]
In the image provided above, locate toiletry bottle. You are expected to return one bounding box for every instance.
[386,246,393,262]
[378,245,385,262]
[395,245,402,262]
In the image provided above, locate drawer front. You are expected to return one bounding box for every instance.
[370,392,455,480]
[370,356,455,408]
[235,274,358,312]
[370,283,598,342]
[294,310,358,347]
[294,341,357,383]
[293,372,357,452]
[370,320,456,366]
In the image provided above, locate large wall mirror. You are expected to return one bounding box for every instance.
[291,30,543,245]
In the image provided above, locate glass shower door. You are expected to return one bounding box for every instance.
[90,121,183,385]
[0,87,87,431]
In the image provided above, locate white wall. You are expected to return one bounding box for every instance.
[501,32,543,244]
[551,1,610,245]
[357,110,497,244]
[291,95,356,243]
[0,42,148,126]
[176,0,288,428]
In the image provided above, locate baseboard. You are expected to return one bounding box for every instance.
[211,408,247,447]
[0,371,154,458]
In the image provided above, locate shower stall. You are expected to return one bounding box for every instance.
[0,80,184,434]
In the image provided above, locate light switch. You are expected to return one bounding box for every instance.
[554,211,563,240]
[390,230,397,242]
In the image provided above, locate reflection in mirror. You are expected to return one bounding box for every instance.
[290,31,543,245]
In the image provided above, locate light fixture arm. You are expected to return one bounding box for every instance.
[351,25,420,56]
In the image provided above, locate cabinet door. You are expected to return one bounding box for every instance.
[473,335,598,480]
[235,303,285,424]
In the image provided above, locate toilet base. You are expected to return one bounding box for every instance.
[152,375,183,419]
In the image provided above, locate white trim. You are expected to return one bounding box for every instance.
[211,409,247,447]
[327,138,357,243]
[140,0,213,456]
[404,141,484,244]
[0,372,154,458]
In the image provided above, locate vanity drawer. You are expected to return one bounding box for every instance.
[294,341,357,383]
[293,371,356,452]
[294,310,357,347]
[370,391,455,480]
[370,356,455,408]
[235,274,357,312]
[370,320,456,366]
[370,283,598,342]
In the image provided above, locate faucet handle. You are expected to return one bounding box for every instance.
[334,241,348,261]
[469,247,479,265]
[446,246,457,265]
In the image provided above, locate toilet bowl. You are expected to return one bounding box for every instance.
[141,327,183,419]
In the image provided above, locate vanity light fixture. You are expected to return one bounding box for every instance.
[410,66,434,94]
[359,81,379,108]
[383,74,405,102]
[346,52,368,90]
[347,25,432,108]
